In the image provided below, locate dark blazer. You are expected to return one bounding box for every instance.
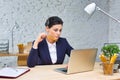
[27,37,73,67]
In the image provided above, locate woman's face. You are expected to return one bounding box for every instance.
[46,24,62,42]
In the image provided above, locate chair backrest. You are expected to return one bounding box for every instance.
[17,42,32,66]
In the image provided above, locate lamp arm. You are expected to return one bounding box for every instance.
[11,22,19,53]
[96,7,120,23]
[11,26,15,53]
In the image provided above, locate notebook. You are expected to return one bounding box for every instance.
[55,48,97,74]
[0,67,30,79]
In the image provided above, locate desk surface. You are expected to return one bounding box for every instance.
[0,62,120,80]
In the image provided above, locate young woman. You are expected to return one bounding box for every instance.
[27,16,73,67]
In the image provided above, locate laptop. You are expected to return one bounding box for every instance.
[55,48,98,74]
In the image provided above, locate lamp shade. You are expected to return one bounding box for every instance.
[84,3,96,15]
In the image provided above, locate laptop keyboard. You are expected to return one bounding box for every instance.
[61,68,67,72]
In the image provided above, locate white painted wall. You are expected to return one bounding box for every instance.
[109,0,120,42]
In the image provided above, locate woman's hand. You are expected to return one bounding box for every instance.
[33,32,47,49]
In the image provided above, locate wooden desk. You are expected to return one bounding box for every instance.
[0,53,29,66]
[0,62,120,80]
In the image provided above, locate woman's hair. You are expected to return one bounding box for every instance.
[45,16,63,28]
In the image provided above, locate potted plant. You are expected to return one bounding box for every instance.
[100,44,120,63]
[99,44,120,75]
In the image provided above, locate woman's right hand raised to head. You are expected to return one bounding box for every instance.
[33,32,47,49]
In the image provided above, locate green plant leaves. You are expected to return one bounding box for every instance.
[101,44,120,59]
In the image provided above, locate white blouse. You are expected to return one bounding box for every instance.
[46,40,57,64]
